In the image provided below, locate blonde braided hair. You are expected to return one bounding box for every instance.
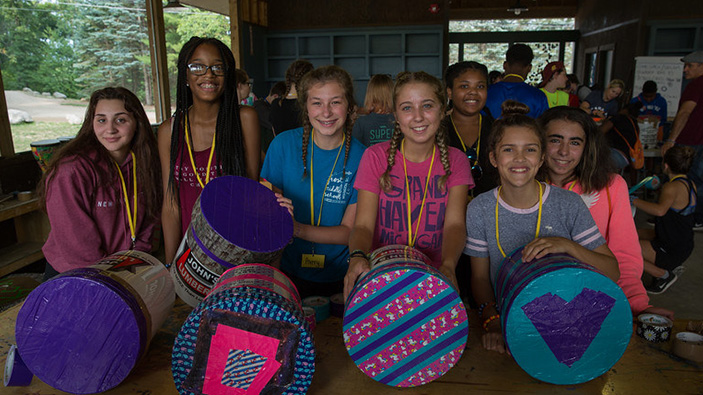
[380,71,450,192]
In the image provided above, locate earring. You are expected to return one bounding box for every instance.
[186,83,190,87]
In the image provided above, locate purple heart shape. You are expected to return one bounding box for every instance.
[521,288,615,367]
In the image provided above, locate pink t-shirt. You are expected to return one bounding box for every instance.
[355,141,473,266]
[563,175,650,314]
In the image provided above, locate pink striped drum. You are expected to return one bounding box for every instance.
[343,245,468,387]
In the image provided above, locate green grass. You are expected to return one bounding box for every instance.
[11,122,80,153]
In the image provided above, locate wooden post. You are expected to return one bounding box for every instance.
[229,0,242,68]
[145,0,171,123]
[0,67,15,157]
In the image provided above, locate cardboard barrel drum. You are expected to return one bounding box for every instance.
[30,139,61,172]
[172,264,314,395]
[15,251,175,394]
[495,247,632,385]
[343,245,468,387]
[171,176,294,306]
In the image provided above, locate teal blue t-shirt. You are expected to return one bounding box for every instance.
[261,127,366,282]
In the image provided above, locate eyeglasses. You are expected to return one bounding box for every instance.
[187,63,226,76]
[247,81,253,87]
[466,147,483,181]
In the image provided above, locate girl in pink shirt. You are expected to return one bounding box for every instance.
[344,71,473,300]
[539,106,673,320]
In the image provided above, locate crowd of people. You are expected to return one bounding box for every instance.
[39,37,703,353]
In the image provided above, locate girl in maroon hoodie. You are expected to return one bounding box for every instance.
[40,87,162,279]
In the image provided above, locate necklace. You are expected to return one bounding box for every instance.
[114,151,137,249]
[450,114,482,161]
[309,130,345,227]
[495,180,543,257]
[184,110,216,189]
[401,140,436,247]
[504,74,525,82]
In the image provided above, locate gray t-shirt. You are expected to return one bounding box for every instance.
[352,112,395,147]
[464,183,606,281]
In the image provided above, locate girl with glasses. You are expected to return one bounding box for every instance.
[540,106,673,318]
[158,37,260,265]
[262,65,366,298]
[40,87,162,279]
[464,101,619,353]
[235,68,255,106]
[344,71,473,300]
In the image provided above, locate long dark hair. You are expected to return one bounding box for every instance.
[40,87,162,219]
[538,106,614,193]
[167,37,247,200]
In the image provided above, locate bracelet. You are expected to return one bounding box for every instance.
[349,249,369,260]
[482,314,500,332]
[477,302,497,319]
[664,139,676,144]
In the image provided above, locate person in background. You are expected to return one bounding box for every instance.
[631,80,668,122]
[580,79,624,118]
[236,68,256,106]
[352,74,395,146]
[488,70,503,85]
[538,61,570,108]
[600,102,643,171]
[563,73,581,107]
[344,71,472,300]
[40,87,162,279]
[443,60,497,302]
[254,81,287,156]
[485,43,549,119]
[270,59,314,134]
[662,51,703,228]
[634,145,697,294]
[159,37,260,265]
[539,106,673,319]
[262,65,366,298]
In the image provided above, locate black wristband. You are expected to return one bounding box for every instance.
[349,249,369,260]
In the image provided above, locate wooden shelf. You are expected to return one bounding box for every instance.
[0,242,44,278]
[0,197,40,222]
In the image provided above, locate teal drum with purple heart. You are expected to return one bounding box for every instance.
[495,246,632,385]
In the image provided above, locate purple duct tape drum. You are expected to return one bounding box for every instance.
[30,139,61,172]
[343,246,468,387]
[495,247,632,385]
[171,176,294,307]
[172,284,315,395]
[15,251,174,394]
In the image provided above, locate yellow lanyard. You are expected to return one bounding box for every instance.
[401,140,436,247]
[184,111,216,189]
[495,180,543,257]
[504,74,525,82]
[114,151,137,249]
[450,114,482,161]
[309,130,344,226]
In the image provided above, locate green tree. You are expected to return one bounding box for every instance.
[0,0,79,95]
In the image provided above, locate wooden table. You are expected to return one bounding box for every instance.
[1,300,701,394]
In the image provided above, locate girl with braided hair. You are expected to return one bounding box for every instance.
[158,37,260,264]
[261,65,366,298]
[344,71,473,300]
[270,59,314,135]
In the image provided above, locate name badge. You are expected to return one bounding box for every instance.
[301,254,325,268]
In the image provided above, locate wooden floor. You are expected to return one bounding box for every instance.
[1,299,701,394]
